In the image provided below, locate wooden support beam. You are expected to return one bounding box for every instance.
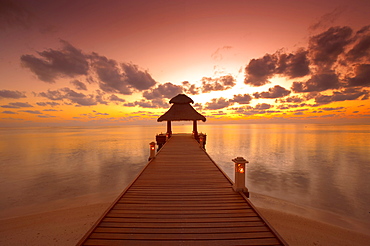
[166,121,172,136]
[192,120,198,138]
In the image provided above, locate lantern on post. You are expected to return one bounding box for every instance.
[199,133,204,148]
[148,142,156,161]
[232,156,249,196]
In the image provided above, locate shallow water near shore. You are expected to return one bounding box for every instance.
[0,124,369,233]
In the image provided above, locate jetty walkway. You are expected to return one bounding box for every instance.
[78,134,287,245]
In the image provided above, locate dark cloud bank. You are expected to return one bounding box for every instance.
[20,41,156,95]
[243,25,370,110]
[0,90,26,99]
[19,40,159,107]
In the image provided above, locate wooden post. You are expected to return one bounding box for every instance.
[192,120,198,139]
[166,121,172,137]
[148,142,156,160]
[232,157,249,197]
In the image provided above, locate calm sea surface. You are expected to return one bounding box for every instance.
[0,124,369,232]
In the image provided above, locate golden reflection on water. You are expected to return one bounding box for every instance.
[0,126,164,219]
[203,124,370,224]
[0,124,369,226]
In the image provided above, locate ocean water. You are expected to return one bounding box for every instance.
[0,124,369,232]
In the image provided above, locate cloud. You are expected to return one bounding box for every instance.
[182,81,200,95]
[254,103,272,110]
[277,96,305,104]
[0,90,26,99]
[70,80,87,90]
[36,102,60,107]
[143,82,183,100]
[314,88,368,105]
[93,110,109,116]
[308,26,352,70]
[204,94,253,110]
[2,110,17,114]
[1,105,18,108]
[150,98,169,108]
[347,64,370,87]
[21,40,89,83]
[200,75,236,93]
[292,72,340,92]
[234,103,275,115]
[309,7,345,32]
[212,111,227,116]
[90,54,156,95]
[38,87,107,106]
[20,110,42,114]
[20,41,159,94]
[108,94,125,102]
[277,103,307,110]
[253,85,291,99]
[38,89,64,100]
[289,26,370,92]
[243,25,370,98]
[244,54,276,86]
[1,102,33,108]
[90,53,132,94]
[276,49,310,78]
[182,76,237,95]
[94,90,108,105]
[205,98,232,110]
[124,98,168,108]
[244,50,310,86]
[193,103,203,110]
[346,26,370,63]
[230,94,252,104]
[37,115,56,118]
[121,63,157,90]
[43,109,59,112]
[61,88,101,106]
[320,107,345,111]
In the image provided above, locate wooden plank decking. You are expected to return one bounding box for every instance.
[78,134,287,246]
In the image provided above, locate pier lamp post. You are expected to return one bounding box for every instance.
[148,142,156,161]
[232,157,249,196]
[199,133,204,148]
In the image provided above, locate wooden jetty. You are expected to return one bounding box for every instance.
[77,134,287,245]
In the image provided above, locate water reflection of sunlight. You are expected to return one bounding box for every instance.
[0,124,369,226]
[0,126,165,218]
[203,124,370,224]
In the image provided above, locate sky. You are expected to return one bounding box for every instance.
[0,0,369,126]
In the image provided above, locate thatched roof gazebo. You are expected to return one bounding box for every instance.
[158,94,206,138]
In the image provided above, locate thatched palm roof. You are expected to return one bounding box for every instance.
[157,94,206,122]
[169,94,194,104]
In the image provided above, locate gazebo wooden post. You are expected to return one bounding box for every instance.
[192,120,198,139]
[166,121,172,137]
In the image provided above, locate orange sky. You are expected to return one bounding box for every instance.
[1,0,369,126]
